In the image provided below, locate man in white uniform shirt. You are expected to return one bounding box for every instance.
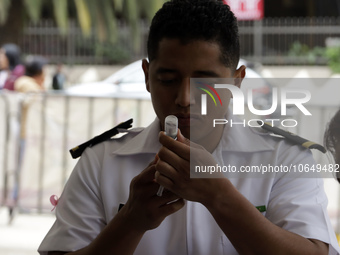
[39,0,340,254]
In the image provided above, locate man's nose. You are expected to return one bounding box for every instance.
[175,79,195,107]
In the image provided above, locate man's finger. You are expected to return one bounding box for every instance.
[136,164,158,186]
[159,198,185,216]
[154,169,175,188]
[158,132,190,160]
[177,128,191,146]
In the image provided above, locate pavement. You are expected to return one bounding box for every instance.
[0,207,55,255]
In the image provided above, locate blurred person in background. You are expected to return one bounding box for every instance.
[324,109,340,183]
[0,46,8,88]
[14,55,47,93]
[0,43,25,90]
[52,63,66,90]
[7,56,47,222]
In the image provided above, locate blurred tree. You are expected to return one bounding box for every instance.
[0,0,24,44]
[0,0,166,50]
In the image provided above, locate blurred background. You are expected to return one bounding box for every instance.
[1,0,340,254]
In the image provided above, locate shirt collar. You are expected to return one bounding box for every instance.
[220,114,275,152]
[112,118,161,155]
[112,114,274,156]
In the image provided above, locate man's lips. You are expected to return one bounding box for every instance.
[174,113,201,126]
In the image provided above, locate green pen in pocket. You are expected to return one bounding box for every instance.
[256,205,266,213]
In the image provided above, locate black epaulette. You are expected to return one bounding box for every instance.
[69,119,133,159]
[258,121,326,153]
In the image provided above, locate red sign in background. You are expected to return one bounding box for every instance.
[223,0,264,20]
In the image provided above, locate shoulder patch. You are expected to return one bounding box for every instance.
[69,119,133,159]
[258,121,326,153]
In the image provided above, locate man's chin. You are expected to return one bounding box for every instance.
[179,126,190,139]
[184,127,206,142]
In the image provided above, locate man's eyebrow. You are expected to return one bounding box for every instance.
[155,68,177,74]
[194,70,221,77]
[154,69,221,77]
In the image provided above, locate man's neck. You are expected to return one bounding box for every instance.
[196,124,224,153]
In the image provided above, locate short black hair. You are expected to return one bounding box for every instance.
[147,0,240,70]
[2,43,21,70]
[324,109,340,182]
[25,56,47,77]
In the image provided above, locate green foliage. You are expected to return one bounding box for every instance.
[288,41,310,56]
[94,42,131,64]
[326,47,340,74]
[288,41,340,73]
[112,0,124,13]
[0,0,168,50]
[288,41,326,64]
[124,0,138,24]
[53,0,68,35]
[0,0,11,24]
[75,39,131,64]
[100,0,118,44]
[74,0,91,37]
[138,0,166,22]
[23,0,43,23]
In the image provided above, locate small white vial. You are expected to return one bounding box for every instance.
[165,115,178,139]
[157,115,178,196]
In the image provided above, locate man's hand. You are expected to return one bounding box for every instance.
[49,160,185,255]
[120,158,185,232]
[155,129,227,204]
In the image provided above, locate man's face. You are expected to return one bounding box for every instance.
[142,38,245,143]
[34,69,46,88]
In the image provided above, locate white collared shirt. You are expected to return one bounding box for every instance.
[38,118,340,255]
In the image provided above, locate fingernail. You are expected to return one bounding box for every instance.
[154,154,159,163]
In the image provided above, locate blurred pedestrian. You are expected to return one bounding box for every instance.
[7,56,47,223]
[324,109,340,182]
[52,63,66,90]
[0,43,25,90]
[14,56,47,92]
[0,47,9,88]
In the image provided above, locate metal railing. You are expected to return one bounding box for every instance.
[21,20,149,65]
[0,93,10,206]
[0,91,154,213]
[238,17,340,65]
[0,85,339,216]
[6,17,340,65]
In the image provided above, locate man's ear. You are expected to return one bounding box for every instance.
[233,65,246,88]
[142,59,150,92]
